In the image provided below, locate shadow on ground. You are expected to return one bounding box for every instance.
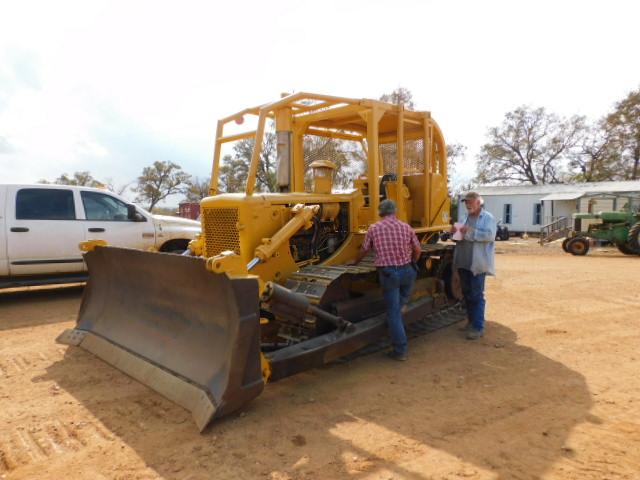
[0,285,83,331]
[40,321,593,479]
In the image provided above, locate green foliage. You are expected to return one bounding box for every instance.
[605,86,640,180]
[446,142,466,177]
[133,160,191,210]
[218,132,277,193]
[218,155,249,193]
[40,171,105,188]
[184,176,211,202]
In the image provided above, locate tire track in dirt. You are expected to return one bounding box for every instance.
[0,351,54,377]
[0,419,114,473]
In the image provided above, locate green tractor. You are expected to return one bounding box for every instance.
[562,210,640,256]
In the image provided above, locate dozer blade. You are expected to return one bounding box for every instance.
[57,247,264,432]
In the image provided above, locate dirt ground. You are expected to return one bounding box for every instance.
[0,239,638,480]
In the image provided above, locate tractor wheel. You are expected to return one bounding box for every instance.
[615,242,640,255]
[628,222,640,252]
[567,237,590,256]
[561,238,571,253]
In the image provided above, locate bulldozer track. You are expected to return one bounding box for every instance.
[286,244,455,303]
[285,243,463,362]
[335,303,466,363]
[285,258,377,302]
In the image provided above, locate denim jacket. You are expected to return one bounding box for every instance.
[455,209,497,276]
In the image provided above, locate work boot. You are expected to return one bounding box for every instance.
[386,350,408,361]
[465,329,484,340]
[458,321,473,332]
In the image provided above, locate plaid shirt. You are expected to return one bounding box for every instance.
[362,215,421,267]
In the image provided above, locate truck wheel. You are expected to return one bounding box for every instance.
[628,222,640,252]
[567,237,590,256]
[616,242,640,255]
[159,239,190,254]
[561,238,571,253]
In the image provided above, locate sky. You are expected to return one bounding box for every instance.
[1,0,639,204]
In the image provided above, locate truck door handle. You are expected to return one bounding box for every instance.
[88,227,106,232]
[10,227,29,233]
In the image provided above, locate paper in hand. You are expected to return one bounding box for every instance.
[452,222,465,241]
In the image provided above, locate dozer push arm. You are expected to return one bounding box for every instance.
[261,282,354,332]
[248,203,319,270]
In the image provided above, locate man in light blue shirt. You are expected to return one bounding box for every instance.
[453,192,496,340]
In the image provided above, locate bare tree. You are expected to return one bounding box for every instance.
[379,87,416,110]
[569,123,617,182]
[133,161,191,210]
[475,106,585,185]
[104,177,133,196]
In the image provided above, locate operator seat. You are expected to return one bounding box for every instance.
[379,174,397,201]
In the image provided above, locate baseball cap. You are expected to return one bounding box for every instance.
[462,191,481,202]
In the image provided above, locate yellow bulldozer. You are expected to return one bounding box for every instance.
[58,92,463,431]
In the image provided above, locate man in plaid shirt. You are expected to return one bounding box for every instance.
[353,199,421,361]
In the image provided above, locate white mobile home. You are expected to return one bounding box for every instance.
[460,181,640,233]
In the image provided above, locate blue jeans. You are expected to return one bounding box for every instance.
[378,264,417,355]
[458,268,486,332]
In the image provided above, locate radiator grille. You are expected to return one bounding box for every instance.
[203,208,241,257]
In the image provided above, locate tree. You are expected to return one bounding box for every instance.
[303,136,364,190]
[568,123,617,182]
[40,171,104,187]
[379,87,416,110]
[446,142,466,176]
[218,132,277,193]
[605,86,640,180]
[233,132,277,192]
[184,176,211,202]
[445,142,468,193]
[104,178,133,196]
[475,106,585,185]
[133,161,191,210]
[218,155,249,193]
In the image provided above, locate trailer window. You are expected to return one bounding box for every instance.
[533,203,542,225]
[16,188,76,220]
[503,204,512,224]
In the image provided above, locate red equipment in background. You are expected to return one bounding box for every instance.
[178,202,200,220]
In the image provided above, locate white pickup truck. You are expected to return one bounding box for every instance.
[0,184,200,288]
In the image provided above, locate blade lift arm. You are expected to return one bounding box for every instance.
[248,204,319,271]
[261,281,354,332]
